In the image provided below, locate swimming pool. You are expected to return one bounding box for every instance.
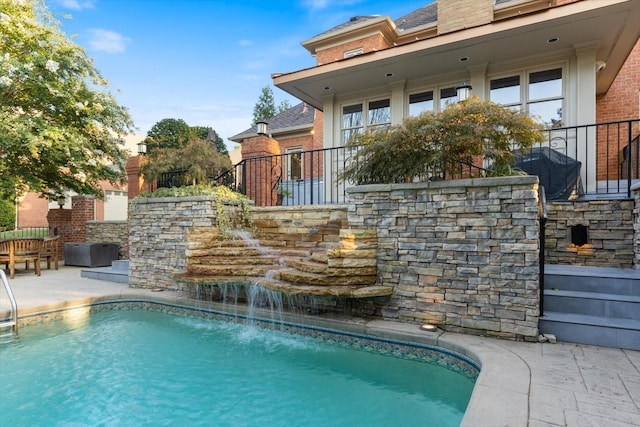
[0,305,477,426]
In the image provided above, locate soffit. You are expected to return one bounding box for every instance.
[274,0,640,111]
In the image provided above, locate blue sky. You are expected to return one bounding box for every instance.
[47,0,429,150]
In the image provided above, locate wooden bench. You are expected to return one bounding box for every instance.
[41,236,60,270]
[0,238,44,279]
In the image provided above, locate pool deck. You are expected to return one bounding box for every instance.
[2,266,639,427]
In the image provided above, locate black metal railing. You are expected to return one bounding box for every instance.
[517,119,640,200]
[155,119,639,205]
[538,185,547,317]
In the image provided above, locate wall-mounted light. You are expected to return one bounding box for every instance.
[256,121,268,136]
[456,82,472,102]
[137,140,147,156]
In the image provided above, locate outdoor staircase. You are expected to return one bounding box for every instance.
[539,265,640,350]
[80,260,129,284]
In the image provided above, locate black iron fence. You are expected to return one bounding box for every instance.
[519,119,640,200]
[157,119,639,205]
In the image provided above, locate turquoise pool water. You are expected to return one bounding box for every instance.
[0,309,476,426]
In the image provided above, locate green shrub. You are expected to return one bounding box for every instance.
[340,97,544,184]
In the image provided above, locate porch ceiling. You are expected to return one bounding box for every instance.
[273,0,640,111]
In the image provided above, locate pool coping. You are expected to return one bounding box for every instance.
[2,290,530,427]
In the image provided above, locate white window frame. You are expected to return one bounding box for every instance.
[488,64,565,128]
[344,48,364,58]
[340,97,391,144]
[285,146,303,180]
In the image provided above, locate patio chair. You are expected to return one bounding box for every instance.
[41,236,60,270]
[0,239,10,272]
[6,238,44,279]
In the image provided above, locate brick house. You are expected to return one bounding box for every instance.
[233,0,639,205]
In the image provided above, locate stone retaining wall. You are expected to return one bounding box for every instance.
[347,176,541,339]
[544,200,634,268]
[634,183,640,268]
[129,198,349,289]
[129,196,219,288]
[86,220,129,259]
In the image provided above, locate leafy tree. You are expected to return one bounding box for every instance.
[0,0,134,200]
[340,97,544,184]
[144,118,192,152]
[277,99,292,114]
[140,138,233,187]
[191,126,228,154]
[252,86,277,125]
[0,197,16,231]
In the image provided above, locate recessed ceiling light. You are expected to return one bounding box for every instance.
[323,86,331,90]
[385,72,394,77]
[547,37,559,44]
[459,57,469,62]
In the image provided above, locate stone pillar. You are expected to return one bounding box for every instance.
[632,182,640,269]
[126,155,151,199]
[46,208,72,260]
[70,196,95,242]
[241,135,281,206]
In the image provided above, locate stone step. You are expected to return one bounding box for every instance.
[190,256,281,266]
[254,278,393,298]
[278,268,376,286]
[545,264,640,296]
[186,264,281,277]
[111,260,129,272]
[544,290,640,320]
[81,266,129,284]
[539,312,640,351]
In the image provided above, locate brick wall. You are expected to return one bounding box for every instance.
[46,208,72,260]
[70,196,95,242]
[438,0,493,35]
[347,176,541,339]
[596,40,640,180]
[16,193,49,228]
[544,200,634,268]
[241,135,281,206]
[316,34,390,65]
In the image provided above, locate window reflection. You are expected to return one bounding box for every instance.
[409,91,434,116]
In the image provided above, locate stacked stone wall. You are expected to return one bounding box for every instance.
[250,206,347,249]
[633,183,640,268]
[129,196,218,288]
[347,176,541,339]
[544,200,634,268]
[86,220,129,259]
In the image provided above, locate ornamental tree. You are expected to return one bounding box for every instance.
[0,0,134,201]
[340,97,545,184]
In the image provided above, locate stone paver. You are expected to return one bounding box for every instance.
[1,266,639,426]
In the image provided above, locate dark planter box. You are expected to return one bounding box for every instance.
[64,242,119,267]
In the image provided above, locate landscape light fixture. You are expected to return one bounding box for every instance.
[137,140,147,156]
[256,121,268,136]
[57,196,65,209]
[456,82,472,102]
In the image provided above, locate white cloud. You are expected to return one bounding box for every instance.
[301,0,329,10]
[55,0,95,10]
[87,29,130,53]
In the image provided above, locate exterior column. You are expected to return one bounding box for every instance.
[241,135,281,206]
[126,155,151,199]
[70,196,96,242]
[46,208,72,260]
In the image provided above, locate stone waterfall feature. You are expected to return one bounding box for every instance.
[174,227,392,298]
